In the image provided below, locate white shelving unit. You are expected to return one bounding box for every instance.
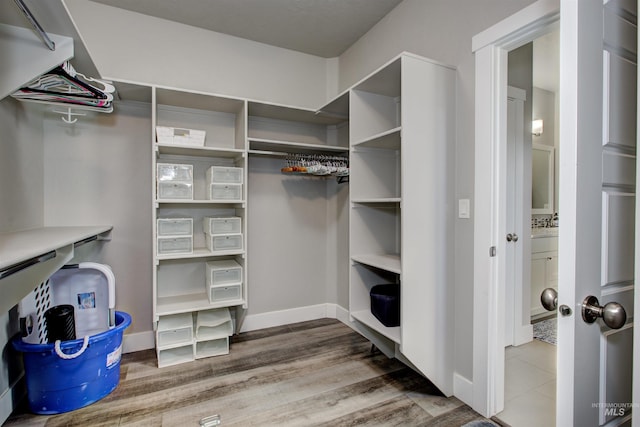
[348,53,456,396]
[152,87,247,367]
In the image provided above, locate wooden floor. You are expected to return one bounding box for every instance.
[6,319,496,426]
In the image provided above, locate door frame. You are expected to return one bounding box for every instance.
[471,0,560,417]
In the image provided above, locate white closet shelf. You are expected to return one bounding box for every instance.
[351,198,401,205]
[248,138,349,156]
[351,310,401,343]
[351,254,401,274]
[157,293,244,317]
[155,199,246,206]
[157,248,245,261]
[0,226,112,271]
[156,143,245,159]
[352,127,401,150]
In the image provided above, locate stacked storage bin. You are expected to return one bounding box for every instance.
[155,308,234,367]
[206,166,243,201]
[156,218,193,256]
[157,163,193,200]
[203,215,243,254]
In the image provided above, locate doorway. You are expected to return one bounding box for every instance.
[497,28,560,427]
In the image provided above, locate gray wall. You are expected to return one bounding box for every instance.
[336,0,536,381]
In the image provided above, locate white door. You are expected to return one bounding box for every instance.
[556,0,636,425]
[505,87,532,347]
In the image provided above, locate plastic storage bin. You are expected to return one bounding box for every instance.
[203,216,242,235]
[206,166,243,184]
[157,218,193,236]
[157,163,193,182]
[208,283,242,303]
[157,236,193,255]
[156,126,206,146]
[156,312,193,348]
[208,183,242,201]
[370,284,400,327]
[206,259,243,286]
[13,311,131,414]
[157,181,193,200]
[205,234,243,253]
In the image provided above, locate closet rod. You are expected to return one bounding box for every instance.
[13,0,55,51]
[0,251,56,281]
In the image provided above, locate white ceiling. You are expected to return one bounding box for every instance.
[88,0,403,58]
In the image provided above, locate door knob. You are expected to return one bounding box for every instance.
[582,295,627,330]
[540,288,558,311]
[506,233,519,242]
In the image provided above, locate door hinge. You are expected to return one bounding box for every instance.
[490,246,496,257]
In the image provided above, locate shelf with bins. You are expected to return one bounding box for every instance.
[152,87,248,367]
[156,307,234,367]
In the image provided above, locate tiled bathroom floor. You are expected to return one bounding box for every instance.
[496,339,556,427]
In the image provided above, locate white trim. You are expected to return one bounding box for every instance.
[239,303,341,333]
[454,373,474,407]
[472,0,560,418]
[472,0,560,52]
[122,330,155,354]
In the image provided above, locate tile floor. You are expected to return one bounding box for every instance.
[496,339,556,427]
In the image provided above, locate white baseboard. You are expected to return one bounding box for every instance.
[454,373,474,407]
[240,303,345,332]
[122,303,351,353]
[122,330,155,354]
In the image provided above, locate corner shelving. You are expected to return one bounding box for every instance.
[348,53,456,396]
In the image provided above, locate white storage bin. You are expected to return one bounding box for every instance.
[206,260,243,286]
[157,163,193,182]
[195,337,229,359]
[195,308,233,340]
[157,344,195,368]
[157,181,193,200]
[205,234,243,252]
[156,313,193,348]
[206,166,243,184]
[208,283,242,304]
[203,216,242,235]
[208,183,243,201]
[157,218,193,236]
[157,236,193,255]
[156,126,206,146]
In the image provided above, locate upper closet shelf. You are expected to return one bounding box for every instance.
[155,143,245,159]
[249,138,349,156]
[0,23,73,100]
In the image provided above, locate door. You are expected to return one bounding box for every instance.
[505,87,531,347]
[556,1,635,425]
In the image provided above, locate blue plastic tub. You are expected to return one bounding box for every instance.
[13,311,131,414]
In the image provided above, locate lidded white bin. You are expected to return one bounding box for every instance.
[156,126,206,146]
[206,166,243,184]
[203,216,242,235]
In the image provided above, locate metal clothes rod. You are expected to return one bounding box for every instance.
[13,0,55,51]
[0,251,56,281]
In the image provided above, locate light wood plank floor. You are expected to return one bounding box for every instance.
[6,319,496,426]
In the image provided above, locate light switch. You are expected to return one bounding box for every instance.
[458,199,470,219]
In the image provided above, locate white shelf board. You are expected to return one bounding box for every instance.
[351,254,401,274]
[352,127,401,150]
[157,248,245,261]
[351,310,401,343]
[248,101,345,125]
[351,198,401,205]
[157,292,244,317]
[156,143,245,158]
[0,225,112,270]
[0,23,74,100]
[249,138,349,155]
[156,87,245,114]
[156,199,246,206]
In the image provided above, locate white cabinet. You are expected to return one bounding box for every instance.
[348,53,456,395]
[530,235,558,317]
[152,87,247,367]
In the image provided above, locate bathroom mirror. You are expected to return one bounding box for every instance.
[531,143,554,214]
